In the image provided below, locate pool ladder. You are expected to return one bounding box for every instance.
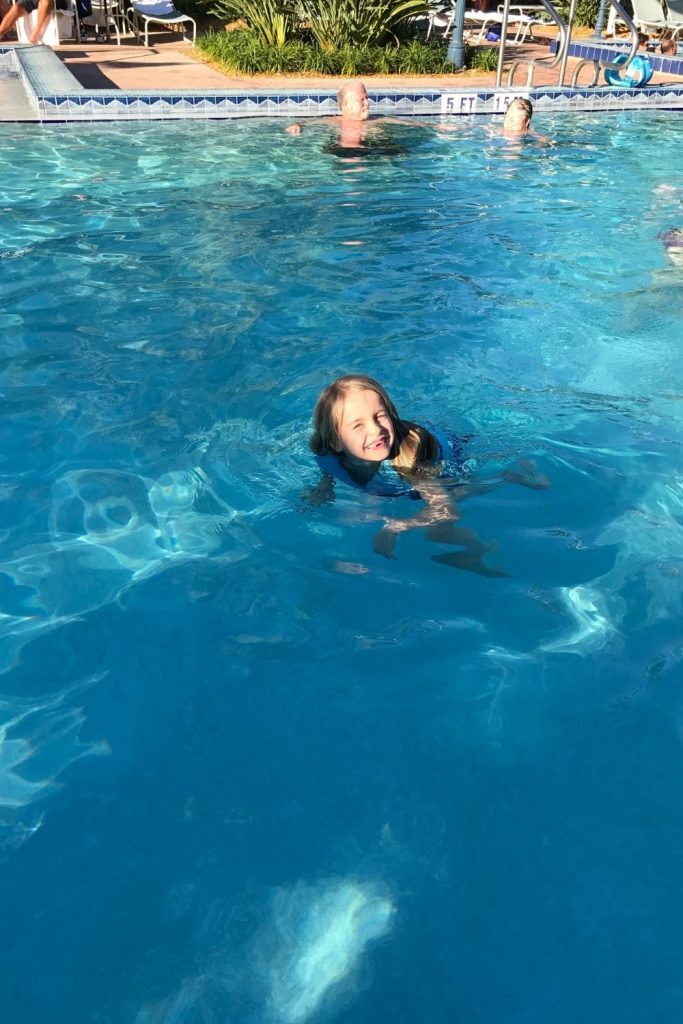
[497,0,640,89]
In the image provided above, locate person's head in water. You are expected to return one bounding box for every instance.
[660,35,677,55]
[337,81,370,121]
[660,228,683,266]
[502,97,533,135]
[310,374,438,471]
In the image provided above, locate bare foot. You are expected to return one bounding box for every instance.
[372,525,398,560]
[502,459,550,491]
[431,551,511,577]
[425,522,492,556]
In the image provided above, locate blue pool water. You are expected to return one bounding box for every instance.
[2,113,683,1023]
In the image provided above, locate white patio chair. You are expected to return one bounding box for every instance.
[126,0,196,46]
[607,0,667,35]
[664,0,683,39]
[633,0,669,30]
[426,4,455,38]
[464,5,545,45]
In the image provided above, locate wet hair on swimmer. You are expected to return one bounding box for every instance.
[310,374,439,472]
[506,97,533,121]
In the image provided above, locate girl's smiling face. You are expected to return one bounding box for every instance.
[335,387,395,463]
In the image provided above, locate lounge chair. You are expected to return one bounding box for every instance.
[464,4,548,45]
[126,0,196,46]
[632,0,669,31]
[664,0,683,38]
[607,0,667,35]
[426,4,455,38]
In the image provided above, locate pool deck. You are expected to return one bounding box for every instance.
[53,37,683,92]
[50,37,567,91]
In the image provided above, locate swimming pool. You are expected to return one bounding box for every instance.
[2,113,683,1024]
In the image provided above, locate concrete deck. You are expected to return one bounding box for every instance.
[38,35,681,93]
[52,37,545,92]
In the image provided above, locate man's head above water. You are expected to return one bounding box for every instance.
[284,79,370,135]
[337,81,370,121]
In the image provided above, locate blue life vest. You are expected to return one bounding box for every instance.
[315,427,475,498]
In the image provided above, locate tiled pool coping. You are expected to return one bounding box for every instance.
[554,37,683,79]
[4,42,683,122]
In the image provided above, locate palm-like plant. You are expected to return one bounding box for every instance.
[296,0,429,50]
[207,0,296,47]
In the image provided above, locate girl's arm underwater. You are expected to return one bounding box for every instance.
[301,473,336,507]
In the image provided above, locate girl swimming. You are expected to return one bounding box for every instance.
[309,374,491,566]
[308,374,548,570]
[310,375,448,485]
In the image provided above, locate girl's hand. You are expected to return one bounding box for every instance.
[300,475,335,507]
[372,516,415,558]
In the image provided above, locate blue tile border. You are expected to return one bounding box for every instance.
[4,42,683,123]
[551,37,683,78]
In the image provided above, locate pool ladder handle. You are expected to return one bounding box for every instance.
[502,0,572,88]
[569,0,639,86]
[500,0,639,88]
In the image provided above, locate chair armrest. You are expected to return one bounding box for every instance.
[497,3,545,11]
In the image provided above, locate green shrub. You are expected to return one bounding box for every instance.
[196,29,308,71]
[391,38,455,72]
[573,0,601,26]
[295,0,428,50]
[195,28,454,73]
[205,0,295,45]
[554,0,601,25]
[466,44,498,71]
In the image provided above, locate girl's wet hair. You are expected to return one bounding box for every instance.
[310,374,438,471]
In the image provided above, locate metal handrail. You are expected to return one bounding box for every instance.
[570,0,638,86]
[502,0,569,88]
[557,0,578,82]
[500,0,640,91]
